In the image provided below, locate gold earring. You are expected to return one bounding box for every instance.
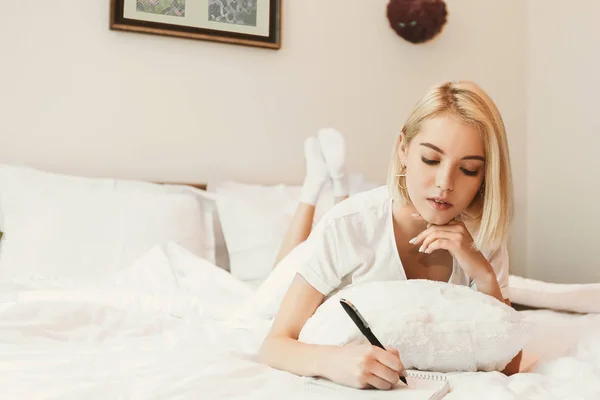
[395,165,407,190]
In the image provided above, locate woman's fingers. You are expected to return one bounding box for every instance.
[419,231,459,253]
[366,359,400,388]
[409,225,459,247]
[374,346,404,373]
[423,238,453,254]
[385,347,407,383]
[366,373,395,390]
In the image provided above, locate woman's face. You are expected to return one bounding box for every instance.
[401,114,486,225]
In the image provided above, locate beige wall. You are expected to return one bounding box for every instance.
[0,1,528,276]
[527,0,600,283]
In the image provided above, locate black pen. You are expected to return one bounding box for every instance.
[340,298,408,385]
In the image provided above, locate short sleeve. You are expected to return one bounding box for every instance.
[471,244,510,300]
[296,220,358,297]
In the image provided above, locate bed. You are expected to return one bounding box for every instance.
[0,165,598,399]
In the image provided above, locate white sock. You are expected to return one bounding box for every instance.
[318,128,349,197]
[299,136,330,205]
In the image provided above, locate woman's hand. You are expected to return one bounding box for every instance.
[408,216,490,281]
[408,214,504,301]
[409,214,504,301]
[261,275,409,388]
[322,344,406,390]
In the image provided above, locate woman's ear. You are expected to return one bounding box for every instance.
[398,133,408,164]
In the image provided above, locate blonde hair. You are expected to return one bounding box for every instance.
[387,81,514,252]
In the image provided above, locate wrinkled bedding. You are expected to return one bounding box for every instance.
[0,244,598,399]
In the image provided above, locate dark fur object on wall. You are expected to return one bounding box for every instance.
[387,0,448,44]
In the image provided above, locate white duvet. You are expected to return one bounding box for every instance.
[0,242,598,400]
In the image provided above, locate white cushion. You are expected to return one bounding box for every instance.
[298,280,530,373]
[210,175,379,283]
[508,275,600,314]
[0,165,216,282]
[211,181,298,282]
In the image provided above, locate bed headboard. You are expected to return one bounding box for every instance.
[155,182,207,191]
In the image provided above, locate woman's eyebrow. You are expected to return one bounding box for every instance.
[420,142,485,161]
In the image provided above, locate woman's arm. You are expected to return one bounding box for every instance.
[258,273,332,377]
[258,274,405,389]
[473,272,522,375]
[502,349,522,376]
[501,298,522,376]
[470,263,504,302]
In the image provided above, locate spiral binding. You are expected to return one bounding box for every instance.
[407,370,448,381]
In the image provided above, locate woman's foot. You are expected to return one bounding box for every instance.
[318,128,349,198]
[299,136,330,205]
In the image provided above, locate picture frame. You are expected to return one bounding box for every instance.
[110,0,282,50]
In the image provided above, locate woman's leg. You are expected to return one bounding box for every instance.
[318,128,349,202]
[273,137,329,266]
[274,193,347,266]
[273,202,317,266]
[273,129,349,267]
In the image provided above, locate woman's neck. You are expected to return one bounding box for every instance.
[391,201,428,240]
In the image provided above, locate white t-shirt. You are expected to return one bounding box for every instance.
[296,185,510,300]
[247,185,510,319]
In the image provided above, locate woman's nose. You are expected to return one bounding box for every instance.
[436,167,454,192]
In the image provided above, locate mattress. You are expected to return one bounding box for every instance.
[0,248,598,400]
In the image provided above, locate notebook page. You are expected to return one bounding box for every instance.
[404,370,451,400]
[300,370,451,400]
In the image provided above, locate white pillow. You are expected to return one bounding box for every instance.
[210,174,379,283]
[121,178,230,272]
[298,280,530,373]
[508,275,600,314]
[0,165,216,282]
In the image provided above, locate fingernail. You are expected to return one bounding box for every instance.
[418,246,424,252]
[409,238,416,244]
[411,213,419,217]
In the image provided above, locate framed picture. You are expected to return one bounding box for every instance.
[110,0,282,49]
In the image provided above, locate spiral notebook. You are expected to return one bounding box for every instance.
[301,370,450,399]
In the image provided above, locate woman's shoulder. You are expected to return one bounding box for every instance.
[317,185,391,229]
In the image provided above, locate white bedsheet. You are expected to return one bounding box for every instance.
[0,244,598,399]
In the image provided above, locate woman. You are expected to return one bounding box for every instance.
[259,81,522,390]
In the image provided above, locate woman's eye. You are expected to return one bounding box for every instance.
[422,156,480,176]
[421,156,439,165]
[461,168,479,176]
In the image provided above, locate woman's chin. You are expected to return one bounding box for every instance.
[421,210,458,226]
